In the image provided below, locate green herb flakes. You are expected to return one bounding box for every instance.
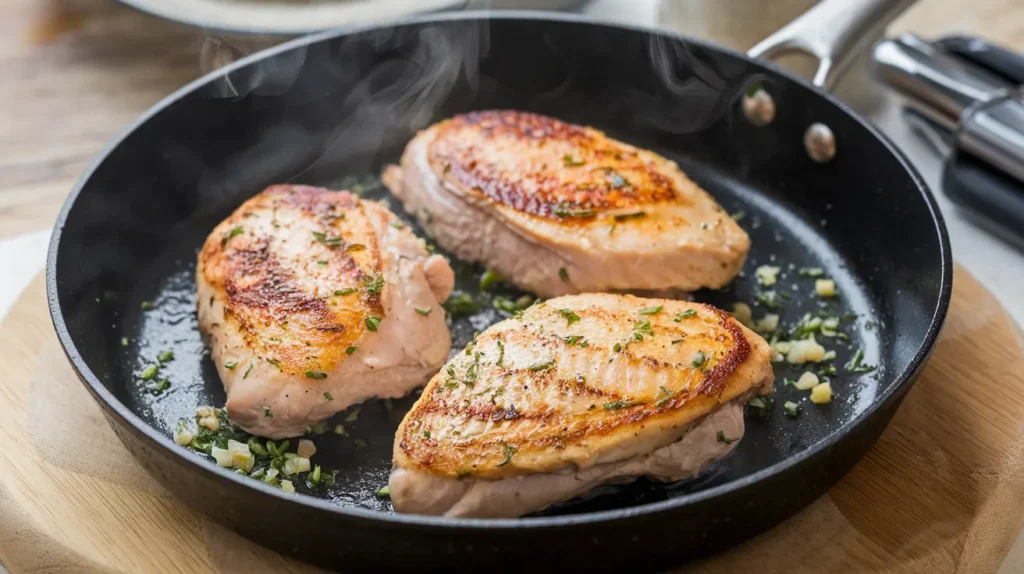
[305,371,327,379]
[756,290,782,309]
[266,358,282,369]
[158,350,174,363]
[365,316,381,331]
[376,485,391,498]
[674,309,697,321]
[222,226,244,246]
[334,424,346,436]
[243,363,254,379]
[444,292,479,318]
[140,301,155,311]
[479,269,503,290]
[414,307,432,316]
[362,274,385,295]
[345,407,361,423]
[613,211,646,222]
[120,337,129,347]
[638,305,663,315]
[496,340,505,367]
[784,401,800,417]
[423,430,431,439]
[334,288,357,296]
[498,443,518,466]
[717,430,737,444]
[559,268,570,283]
[140,365,159,381]
[798,267,825,278]
[691,351,706,368]
[527,360,556,372]
[845,349,876,374]
[345,345,358,355]
[602,399,639,410]
[557,308,581,326]
[263,406,273,418]
[563,154,585,167]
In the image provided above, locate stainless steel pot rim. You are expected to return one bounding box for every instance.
[47,10,953,530]
[117,0,466,35]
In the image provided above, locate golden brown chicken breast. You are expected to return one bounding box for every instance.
[384,110,750,297]
[389,293,774,517]
[197,185,454,439]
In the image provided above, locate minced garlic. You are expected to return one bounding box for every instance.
[297,439,317,459]
[810,382,833,404]
[755,313,779,333]
[732,302,754,328]
[281,480,295,493]
[795,371,819,390]
[786,336,826,364]
[174,427,194,446]
[211,446,233,468]
[755,265,781,287]
[815,279,836,297]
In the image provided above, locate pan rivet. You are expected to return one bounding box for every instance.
[742,89,776,127]
[804,123,836,163]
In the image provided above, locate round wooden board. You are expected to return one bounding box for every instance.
[1,267,1022,573]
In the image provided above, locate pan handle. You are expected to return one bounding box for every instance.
[747,0,918,91]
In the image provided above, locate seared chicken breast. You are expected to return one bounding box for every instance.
[197,185,455,439]
[389,294,774,518]
[384,110,750,298]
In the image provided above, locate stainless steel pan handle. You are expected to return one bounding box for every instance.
[748,0,918,90]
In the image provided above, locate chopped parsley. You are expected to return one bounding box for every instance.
[634,320,654,337]
[345,345,358,355]
[362,274,385,295]
[323,391,334,400]
[243,363,253,379]
[479,269,503,291]
[671,339,685,344]
[305,371,327,379]
[748,396,771,414]
[317,260,328,266]
[655,386,674,407]
[263,406,273,418]
[557,308,581,326]
[602,399,640,410]
[783,377,798,387]
[496,340,505,367]
[312,231,343,246]
[527,360,556,372]
[344,407,361,423]
[563,154,585,167]
[730,210,746,222]
[784,401,800,417]
[638,305,663,315]
[674,309,697,321]
[222,226,244,246]
[613,211,646,222]
[845,349,876,374]
[444,292,479,317]
[266,358,282,369]
[414,307,432,316]
[691,351,706,368]
[334,287,357,296]
[157,350,174,363]
[365,316,381,331]
[376,485,390,498]
[140,365,158,380]
[225,361,237,370]
[559,268,570,283]
[717,430,737,444]
[554,202,596,219]
[798,267,825,278]
[498,443,518,466]
[423,430,431,439]
[564,335,584,345]
[613,342,622,352]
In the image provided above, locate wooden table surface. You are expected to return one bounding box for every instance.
[2,0,1024,572]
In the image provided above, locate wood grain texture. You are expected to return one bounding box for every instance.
[1,267,1022,572]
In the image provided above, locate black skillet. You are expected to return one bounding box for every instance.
[47,0,951,571]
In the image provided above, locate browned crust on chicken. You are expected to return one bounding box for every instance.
[394,295,772,479]
[198,185,384,376]
[427,110,684,220]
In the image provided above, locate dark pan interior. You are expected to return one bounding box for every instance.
[50,13,949,569]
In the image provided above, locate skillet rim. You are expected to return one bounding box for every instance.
[46,10,953,530]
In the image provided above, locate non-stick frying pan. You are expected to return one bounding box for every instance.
[48,1,951,571]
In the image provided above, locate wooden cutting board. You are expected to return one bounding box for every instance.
[0,267,1022,573]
